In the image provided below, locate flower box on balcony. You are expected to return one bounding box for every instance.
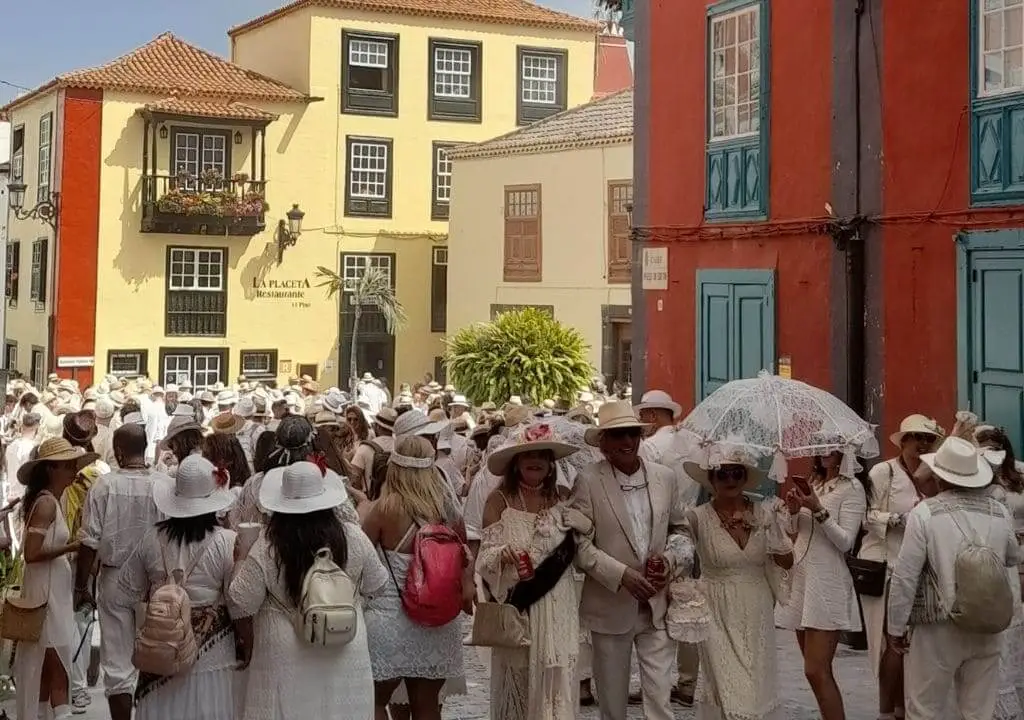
[141,171,268,237]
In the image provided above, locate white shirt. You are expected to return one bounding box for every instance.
[640,425,701,508]
[5,436,36,501]
[615,466,652,561]
[80,467,167,568]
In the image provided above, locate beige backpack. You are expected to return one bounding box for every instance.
[132,535,214,676]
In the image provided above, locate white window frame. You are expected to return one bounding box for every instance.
[520,53,560,105]
[349,141,389,199]
[980,0,1024,97]
[163,353,222,391]
[708,5,761,141]
[109,351,144,377]
[37,114,52,202]
[433,247,448,266]
[341,254,393,292]
[433,45,473,99]
[11,126,24,182]
[434,145,453,203]
[241,351,274,376]
[167,247,225,292]
[349,38,389,68]
[173,130,228,190]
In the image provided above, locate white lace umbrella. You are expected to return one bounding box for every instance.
[680,371,879,483]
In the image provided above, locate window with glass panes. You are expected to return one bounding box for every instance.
[165,247,227,336]
[710,5,760,140]
[349,142,389,199]
[521,54,559,104]
[981,0,1024,95]
[434,46,473,98]
[172,129,229,189]
[162,352,223,390]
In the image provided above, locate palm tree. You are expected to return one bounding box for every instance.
[315,265,407,388]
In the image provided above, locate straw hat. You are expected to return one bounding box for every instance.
[18,438,99,485]
[921,436,993,489]
[301,379,321,394]
[313,410,341,428]
[683,445,766,492]
[503,405,533,428]
[889,414,944,448]
[487,422,579,475]
[210,412,245,435]
[584,401,651,446]
[374,407,397,432]
[153,455,236,518]
[635,389,682,420]
[260,461,348,514]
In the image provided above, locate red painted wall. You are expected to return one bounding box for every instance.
[645,0,834,409]
[54,88,103,388]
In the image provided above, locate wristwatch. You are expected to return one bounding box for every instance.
[813,508,830,524]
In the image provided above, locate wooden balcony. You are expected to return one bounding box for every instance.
[141,173,267,236]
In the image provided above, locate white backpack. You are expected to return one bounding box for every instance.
[294,547,358,646]
[944,500,1015,635]
[133,536,213,676]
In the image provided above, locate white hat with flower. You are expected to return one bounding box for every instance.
[153,454,236,518]
[487,421,580,476]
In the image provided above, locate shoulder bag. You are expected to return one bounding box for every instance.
[845,462,893,597]
[1,495,56,642]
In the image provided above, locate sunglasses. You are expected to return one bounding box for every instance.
[604,428,643,440]
[713,466,746,482]
[907,433,937,444]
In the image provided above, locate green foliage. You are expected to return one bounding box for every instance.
[444,308,594,404]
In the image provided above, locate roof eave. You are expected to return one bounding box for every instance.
[449,133,633,161]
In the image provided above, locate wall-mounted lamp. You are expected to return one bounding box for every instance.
[159,125,168,140]
[234,131,243,145]
[276,204,305,264]
[7,183,59,230]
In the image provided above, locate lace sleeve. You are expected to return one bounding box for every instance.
[228,474,264,529]
[475,521,519,601]
[228,539,268,620]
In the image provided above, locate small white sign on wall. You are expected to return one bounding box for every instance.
[641,247,669,290]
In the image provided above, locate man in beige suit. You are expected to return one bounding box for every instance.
[572,401,694,720]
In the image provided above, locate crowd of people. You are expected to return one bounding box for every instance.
[0,370,1019,720]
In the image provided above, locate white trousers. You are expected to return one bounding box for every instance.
[591,605,675,720]
[97,567,137,698]
[905,622,1003,720]
[70,607,95,694]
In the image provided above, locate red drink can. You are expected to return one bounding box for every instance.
[516,551,534,580]
[645,556,666,579]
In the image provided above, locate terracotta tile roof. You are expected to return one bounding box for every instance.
[142,98,281,122]
[592,33,632,100]
[1,33,308,114]
[230,0,600,37]
[449,87,632,160]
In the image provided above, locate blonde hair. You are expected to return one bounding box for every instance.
[380,435,447,523]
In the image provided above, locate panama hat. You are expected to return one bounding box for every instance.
[584,401,651,446]
[210,412,245,435]
[890,414,944,449]
[234,397,256,419]
[921,436,993,489]
[374,407,397,432]
[216,390,238,407]
[683,445,766,492]
[392,408,448,438]
[158,419,204,452]
[18,438,99,485]
[153,455,236,518]
[260,461,348,514]
[313,410,341,428]
[487,422,580,475]
[449,394,471,408]
[635,389,683,420]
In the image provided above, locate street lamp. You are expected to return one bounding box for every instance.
[8,182,59,230]
[276,204,305,264]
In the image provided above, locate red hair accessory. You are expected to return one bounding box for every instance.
[524,424,553,442]
[213,466,229,488]
[307,452,328,476]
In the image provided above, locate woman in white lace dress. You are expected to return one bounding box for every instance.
[775,450,867,720]
[361,436,467,720]
[682,449,793,720]
[476,423,587,720]
[13,439,93,720]
[114,455,238,720]
[229,461,387,720]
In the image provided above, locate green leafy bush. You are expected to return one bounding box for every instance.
[444,308,594,404]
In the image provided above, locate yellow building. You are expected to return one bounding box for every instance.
[1,0,599,390]
[448,88,634,387]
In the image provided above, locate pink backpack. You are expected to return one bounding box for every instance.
[133,536,213,676]
[392,523,467,627]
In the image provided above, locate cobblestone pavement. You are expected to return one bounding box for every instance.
[9,637,877,720]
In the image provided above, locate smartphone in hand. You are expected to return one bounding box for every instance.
[791,475,811,494]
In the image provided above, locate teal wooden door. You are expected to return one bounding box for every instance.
[967,251,1024,453]
[696,269,777,498]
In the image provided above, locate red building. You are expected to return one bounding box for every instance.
[630,0,1024,451]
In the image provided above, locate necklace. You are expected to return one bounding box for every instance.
[713,498,753,531]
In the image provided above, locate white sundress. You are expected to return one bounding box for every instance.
[13,491,75,720]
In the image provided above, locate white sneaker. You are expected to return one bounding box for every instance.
[70,692,89,715]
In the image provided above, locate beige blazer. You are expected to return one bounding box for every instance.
[571,458,693,635]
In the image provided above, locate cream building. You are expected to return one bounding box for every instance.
[447,88,634,387]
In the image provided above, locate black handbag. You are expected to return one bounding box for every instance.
[846,556,887,597]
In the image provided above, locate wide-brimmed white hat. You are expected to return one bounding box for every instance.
[635,389,682,420]
[234,397,256,419]
[683,445,766,492]
[153,455,236,518]
[322,390,347,414]
[487,421,579,475]
[393,408,448,438]
[890,414,944,448]
[921,436,993,489]
[216,390,238,406]
[449,394,470,408]
[584,401,651,446]
[260,461,348,514]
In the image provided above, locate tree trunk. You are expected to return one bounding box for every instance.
[349,304,361,393]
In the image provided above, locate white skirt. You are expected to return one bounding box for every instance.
[136,631,236,720]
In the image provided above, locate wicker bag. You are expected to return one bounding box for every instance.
[467,599,530,649]
[0,588,46,643]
